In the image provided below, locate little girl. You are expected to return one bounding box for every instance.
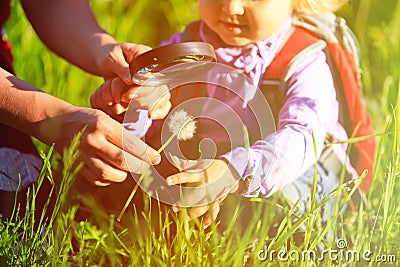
[91,0,356,230]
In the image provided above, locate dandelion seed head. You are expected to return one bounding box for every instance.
[168,109,197,141]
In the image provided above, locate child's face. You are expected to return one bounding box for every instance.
[199,0,292,46]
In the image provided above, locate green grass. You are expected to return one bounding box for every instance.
[1,0,400,266]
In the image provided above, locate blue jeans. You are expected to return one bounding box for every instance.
[0,147,43,191]
[0,146,54,221]
[0,127,44,218]
[217,162,343,241]
[279,163,341,224]
[0,122,43,191]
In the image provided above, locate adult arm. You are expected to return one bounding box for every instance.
[0,68,161,185]
[20,0,150,82]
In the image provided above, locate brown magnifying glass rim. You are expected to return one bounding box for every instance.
[129,42,216,78]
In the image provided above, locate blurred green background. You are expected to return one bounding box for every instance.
[5,0,400,225]
[2,0,399,265]
[5,0,399,128]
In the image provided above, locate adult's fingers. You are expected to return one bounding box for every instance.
[78,155,128,186]
[101,45,131,83]
[79,166,111,186]
[104,119,161,166]
[120,43,152,69]
[90,134,158,175]
[114,43,152,83]
[80,115,160,176]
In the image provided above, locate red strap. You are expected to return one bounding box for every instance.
[264,27,376,191]
[265,26,320,80]
[261,26,320,122]
[0,39,14,74]
[327,42,376,191]
[0,0,14,74]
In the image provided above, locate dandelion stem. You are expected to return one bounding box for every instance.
[117,172,145,221]
[118,109,195,220]
[157,133,177,153]
[118,133,177,221]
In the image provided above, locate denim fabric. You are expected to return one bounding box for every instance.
[279,162,340,223]
[217,162,343,242]
[0,147,43,191]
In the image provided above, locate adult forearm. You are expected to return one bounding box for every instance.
[0,68,73,143]
[20,0,114,76]
[1,68,162,185]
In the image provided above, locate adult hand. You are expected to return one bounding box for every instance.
[166,158,240,228]
[95,42,151,84]
[39,105,161,186]
[90,77,171,119]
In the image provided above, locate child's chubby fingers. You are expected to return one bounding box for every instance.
[148,85,171,119]
[201,201,221,229]
[172,200,220,228]
[105,77,135,115]
[148,93,172,119]
[100,79,115,106]
[186,205,210,221]
[121,86,140,102]
[121,85,162,102]
[166,170,203,186]
[171,204,209,221]
[110,77,128,104]
[90,80,114,113]
[113,102,129,115]
[121,85,171,114]
[89,89,101,108]
[90,78,129,116]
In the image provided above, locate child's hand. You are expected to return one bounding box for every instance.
[166,158,240,228]
[90,77,171,119]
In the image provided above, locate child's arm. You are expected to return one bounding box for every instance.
[222,50,339,197]
[90,77,171,120]
[166,50,339,223]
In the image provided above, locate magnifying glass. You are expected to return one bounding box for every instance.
[129,42,216,86]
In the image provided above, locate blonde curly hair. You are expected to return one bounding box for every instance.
[292,0,348,14]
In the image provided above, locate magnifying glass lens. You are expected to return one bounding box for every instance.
[130,42,216,86]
